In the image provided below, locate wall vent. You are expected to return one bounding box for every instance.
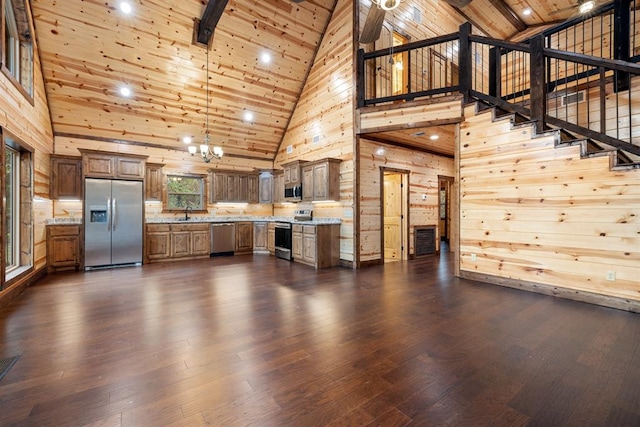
[414,225,436,257]
[561,91,585,106]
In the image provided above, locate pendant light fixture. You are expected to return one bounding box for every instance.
[189,46,223,162]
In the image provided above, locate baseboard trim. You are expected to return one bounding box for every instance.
[0,266,47,310]
[339,259,355,269]
[460,270,640,313]
[358,259,383,268]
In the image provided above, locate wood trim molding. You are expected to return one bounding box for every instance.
[55,132,271,162]
[460,270,640,313]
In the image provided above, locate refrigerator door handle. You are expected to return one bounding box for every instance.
[112,198,117,231]
[107,197,112,231]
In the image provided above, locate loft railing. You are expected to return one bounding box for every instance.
[357,2,640,159]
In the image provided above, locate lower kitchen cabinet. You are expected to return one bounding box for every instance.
[267,222,275,254]
[146,224,171,260]
[254,222,268,252]
[292,223,339,268]
[47,224,83,273]
[235,222,253,254]
[145,223,210,263]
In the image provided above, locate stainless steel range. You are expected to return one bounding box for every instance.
[293,209,312,221]
[274,222,292,260]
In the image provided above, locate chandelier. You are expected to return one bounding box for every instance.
[188,46,223,162]
[371,0,401,11]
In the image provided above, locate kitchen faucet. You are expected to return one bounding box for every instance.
[185,206,193,221]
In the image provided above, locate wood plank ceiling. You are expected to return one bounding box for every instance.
[31,0,336,161]
[30,0,588,160]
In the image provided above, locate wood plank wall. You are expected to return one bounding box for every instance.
[359,138,454,262]
[547,75,640,142]
[459,104,640,302]
[0,1,54,280]
[273,0,355,263]
[53,136,274,220]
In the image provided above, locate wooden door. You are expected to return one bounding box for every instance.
[171,231,191,257]
[383,172,403,262]
[392,32,409,96]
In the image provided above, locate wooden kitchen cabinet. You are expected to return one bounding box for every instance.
[235,222,253,254]
[258,172,272,204]
[47,224,82,272]
[80,149,146,180]
[292,225,303,260]
[248,175,259,203]
[282,160,306,186]
[50,156,83,200]
[301,159,340,202]
[292,223,339,268]
[272,171,284,203]
[209,171,260,203]
[267,222,276,254]
[145,223,209,263]
[146,224,171,260]
[145,163,164,201]
[253,222,268,252]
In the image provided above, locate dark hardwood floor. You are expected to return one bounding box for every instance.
[0,251,639,426]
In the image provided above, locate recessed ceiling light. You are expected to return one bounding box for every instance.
[579,0,594,14]
[430,134,439,140]
[523,8,532,16]
[260,52,271,64]
[119,2,132,14]
[375,148,385,156]
[119,86,131,97]
[243,111,254,122]
[183,136,192,144]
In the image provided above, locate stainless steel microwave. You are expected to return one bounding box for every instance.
[284,185,302,200]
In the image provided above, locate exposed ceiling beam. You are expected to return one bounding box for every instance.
[447,4,492,36]
[196,0,229,46]
[487,0,527,32]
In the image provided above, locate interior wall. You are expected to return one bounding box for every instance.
[0,6,54,287]
[359,138,454,263]
[273,0,355,262]
[459,105,640,302]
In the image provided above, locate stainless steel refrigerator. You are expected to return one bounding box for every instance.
[84,178,143,269]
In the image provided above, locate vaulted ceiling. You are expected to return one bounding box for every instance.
[30,0,586,161]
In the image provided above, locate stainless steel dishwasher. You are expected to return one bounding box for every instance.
[210,223,235,256]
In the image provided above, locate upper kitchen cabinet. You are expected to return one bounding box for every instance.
[259,172,273,204]
[209,170,260,203]
[282,160,306,186]
[50,155,83,200]
[301,159,341,202]
[145,163,164,201]
[79,149,147,180]
[272,170,284,204]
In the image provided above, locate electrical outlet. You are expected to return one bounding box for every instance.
[606,271,616,281]
[471,253,477,262]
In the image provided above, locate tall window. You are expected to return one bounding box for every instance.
[166,175,204,210]
[5,145,19,271]
[3,133,32,282]
[2,0,33,98]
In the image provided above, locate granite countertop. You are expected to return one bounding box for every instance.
[146,216,341,225]
[46,216,341,225]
